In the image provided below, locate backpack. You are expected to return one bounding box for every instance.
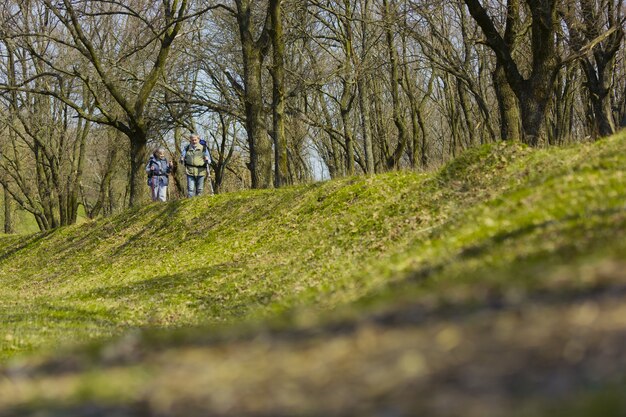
[147,157,169,177]
[185,141,208,154]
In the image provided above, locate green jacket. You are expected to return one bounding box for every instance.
[183,144,208,176]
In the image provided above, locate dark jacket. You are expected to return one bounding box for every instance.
[145,156,171,186]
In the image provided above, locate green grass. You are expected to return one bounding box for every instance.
[2,133,626,416]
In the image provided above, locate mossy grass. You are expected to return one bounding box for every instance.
[2,132,626,415]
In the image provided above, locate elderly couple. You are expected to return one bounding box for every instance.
[145,134,211,202]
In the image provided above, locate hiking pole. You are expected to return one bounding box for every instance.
[150,174,157,202]
[206,163,215,195]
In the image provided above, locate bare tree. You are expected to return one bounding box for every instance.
[208,114,238,193]
[303,0,360,175]
[462,0,561,145]
[230,0,274,188]
[562,0,624,138]
[0,0,195,206]
[381,0,410,169]
[0,14,94,229]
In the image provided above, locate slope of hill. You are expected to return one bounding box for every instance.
[1,133,626,416]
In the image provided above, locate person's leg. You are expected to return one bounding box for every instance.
[195,175,205,196]
[150,178,159,201]
[158,185,167,202]
[186,175,196,198]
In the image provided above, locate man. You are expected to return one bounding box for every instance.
[181,134,211,198]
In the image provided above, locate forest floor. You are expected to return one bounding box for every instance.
[1,133,626,416]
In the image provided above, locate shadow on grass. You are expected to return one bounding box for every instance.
[79,262,244,300]
[107,200,189,258]
[401,206,626,286]
[0,232,51,264]
[75,261,275,326]
[0,303,116,328]
[27,200,190,267]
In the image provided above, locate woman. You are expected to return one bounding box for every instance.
[145,148,173,202]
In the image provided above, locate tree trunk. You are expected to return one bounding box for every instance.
[383,0,409,170]
[244,50,273,188]
[371,78,388,168]
[171,127,186,199]
[86,146,119,219]
[563,0,624,138]
[340,96,355,176]
[492,64,521,141]
[457,79,475,147]
[339,0,356,176]
[358,76,375,174]
[620,83,626,128]
[65,116,90,225]
[358,0,375,174]
[548,66,576,145]
[269,0,288,187]
[518,81,551,146]
[463,0,559,146]
[400,10,424,169]
[34,143,56,230]
[212,114,236,194]
[128,127,149,207]
[3,186,15,234]
[237,0,273,189]
[581,59,618,137]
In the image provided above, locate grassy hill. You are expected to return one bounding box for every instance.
[1,133,626,416]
